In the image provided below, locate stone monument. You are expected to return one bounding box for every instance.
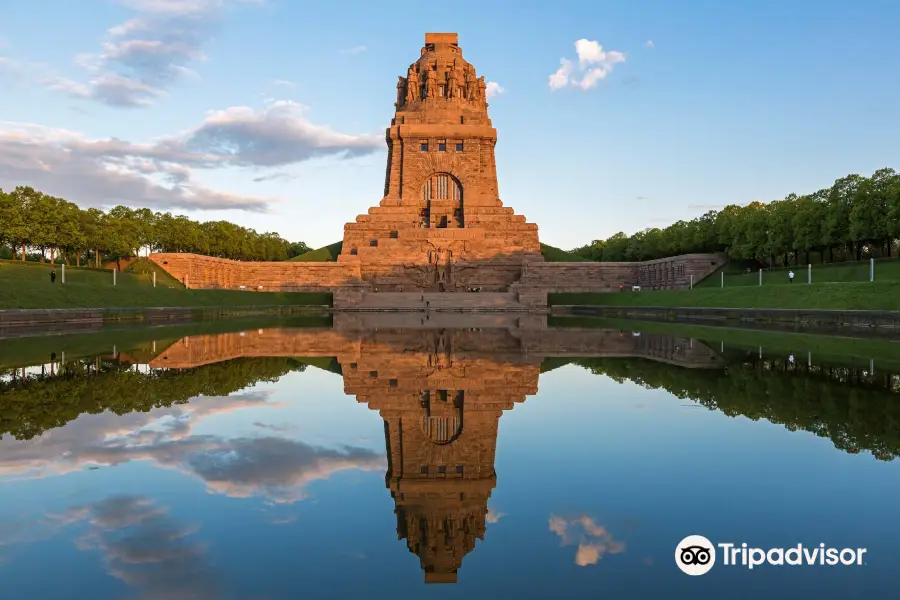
[337,32,543,295]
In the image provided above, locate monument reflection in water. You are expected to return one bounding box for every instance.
[149,314,724,583]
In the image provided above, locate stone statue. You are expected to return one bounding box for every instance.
[465,66,477,101]
[406,67,419,103]
[396,76,405,106]
[447,68,458,100]
[426,68,437,98]
[477,76,487,106]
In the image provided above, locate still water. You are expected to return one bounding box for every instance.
[1,314,899,599]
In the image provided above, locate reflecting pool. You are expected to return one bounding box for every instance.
[1,314,899,599]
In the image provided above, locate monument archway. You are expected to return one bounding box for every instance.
[422,172,463,228]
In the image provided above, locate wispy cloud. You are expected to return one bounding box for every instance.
[549,39,627,91]
[272,79,297,89]
[485,81,504,98]
[41,0,264,108]
[0,391,386,504]
[340,45,367,55]
[645,40,655,48]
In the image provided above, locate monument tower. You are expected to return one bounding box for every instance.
[338,32,543,294]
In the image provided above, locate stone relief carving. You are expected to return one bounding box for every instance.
[477,76,487,106]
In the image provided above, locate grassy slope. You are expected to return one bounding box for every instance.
[540,243,590,262]
[697,258,900,288]
[290,241,343,262]
[549,280,900,311]
[0,260,331,310]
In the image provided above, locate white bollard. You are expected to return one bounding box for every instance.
[808,263,811,284]
[61,264,66,284]
[153,271,157,288]
[870,257,874,282]
[759,268,762,286]
[113,269,117,286]
[721,271,724,288]
[690,274,693,289]
[870,358,875,375]
[759,346,762,359]
[808,352,811,367]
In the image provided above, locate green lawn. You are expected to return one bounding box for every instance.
[697,257,900,288]
[540,243,590,262]
[0,260,332,309]
[290,241,344,262]
[549,280,900,311]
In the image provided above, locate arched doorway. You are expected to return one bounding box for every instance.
[422,173,463,228]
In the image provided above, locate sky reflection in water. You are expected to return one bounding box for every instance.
[1,321,899,599]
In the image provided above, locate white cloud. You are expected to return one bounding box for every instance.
[485,81,504,98]
[486,507,505,523]
[340,45,368,55]
[0,100,382,211]
[549,515,626,566]
[548,39,627,91]
[36,0,263,107]
[645,40,655,48]
[272,79,297,89]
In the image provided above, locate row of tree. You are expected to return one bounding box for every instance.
[0,186,311,266]
[572,168,900,267]
[0,356,308,440]
[573,354,900,461]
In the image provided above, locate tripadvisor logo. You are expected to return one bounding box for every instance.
[675,535,867,575]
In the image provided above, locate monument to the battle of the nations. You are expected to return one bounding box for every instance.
[149,33,726,309]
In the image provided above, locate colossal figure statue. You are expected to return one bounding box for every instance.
[426,67,437,98]
[396,76,405,106]
[465,65,477,100]
[477,76,487,106]
[406,66,420,103]
[447,68,459,100]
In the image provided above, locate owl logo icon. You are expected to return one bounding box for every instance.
[675,535,716,575]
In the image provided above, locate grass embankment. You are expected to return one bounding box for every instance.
[540,243,589,262]
[290,241,344,262]
[548,315,900,371]
[0,259,332,310]
[550,280,900,311]
[0,314,334,369]
[697,257,900,288]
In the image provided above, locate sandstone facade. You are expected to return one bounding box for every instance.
[148,33,726,307]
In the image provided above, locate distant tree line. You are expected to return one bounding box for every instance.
[573,354,900,461]
[572,168,900,267]
[0,356,308,440]
[0,186,311,266]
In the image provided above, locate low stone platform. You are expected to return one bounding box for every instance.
[339,291,529,311]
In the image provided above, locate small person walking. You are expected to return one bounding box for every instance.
[50,270,57,283]
[788,270,794,284]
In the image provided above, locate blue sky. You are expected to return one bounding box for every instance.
[1,0,898,249]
